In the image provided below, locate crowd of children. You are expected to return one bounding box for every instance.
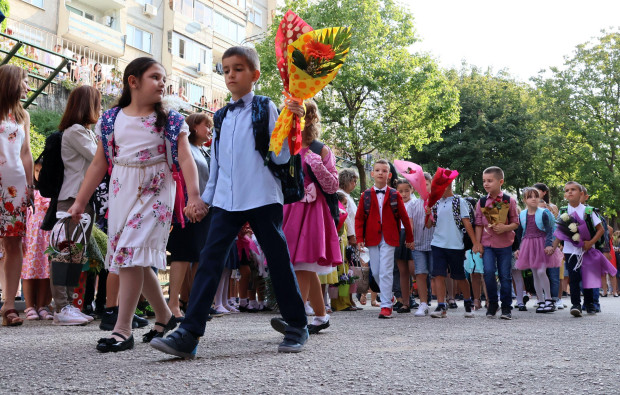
[1,45,619,360]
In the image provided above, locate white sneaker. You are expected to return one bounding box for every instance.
[414,302,429,317]
[305,301,315,316]
[70,306,94,322]
[53,306,89,326]
[556,300,565,310]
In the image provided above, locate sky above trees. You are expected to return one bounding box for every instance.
[405,0,620,82]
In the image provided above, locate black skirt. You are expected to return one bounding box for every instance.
[394,228,413,261]
[166,213,210,262]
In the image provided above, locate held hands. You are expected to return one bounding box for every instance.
[513,250,520,259]
[405,241,414,249]
[183,197,209,223]
[544,246,555,256]
[472,242,484,257]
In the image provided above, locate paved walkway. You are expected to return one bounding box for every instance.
[0,297,618,394]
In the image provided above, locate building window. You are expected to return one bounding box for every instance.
[21,0,44,8]
[127,25,153,53]
[66,5,94,21]
[194,2,213,28]
[136,0,154,4]
[214,11,245,43]
[172,32,212,66]
[182,0,193,18]
[253,8,263,28]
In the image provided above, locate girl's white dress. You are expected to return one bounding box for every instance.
[96,110,188,273]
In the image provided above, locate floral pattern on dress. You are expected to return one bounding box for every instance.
[0,181,27,237]
[137,149,153,162]
[152,200,173,226]
[21,191,51,279]
[126,213,143,229]
[111,178,122,197]
[113,247,134,267]
[141,170,166,198]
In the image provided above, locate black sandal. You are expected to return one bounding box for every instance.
[142,316,178,343]
[397,305,411,313]
[96,332,134,353]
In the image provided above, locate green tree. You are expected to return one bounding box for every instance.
[533,30,620,223]
[412,66,539,198]
[0,0,9,32]
[254,0,459,189]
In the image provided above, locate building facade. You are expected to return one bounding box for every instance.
[4,0,276,110]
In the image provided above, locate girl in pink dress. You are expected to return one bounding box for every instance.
[21,158,53,320]
[282,100,341,334]
[515,187,557,313]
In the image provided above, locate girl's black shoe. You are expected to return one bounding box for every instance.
[97,332,134,353]
[142,316,178,343]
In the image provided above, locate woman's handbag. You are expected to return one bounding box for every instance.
[348,246,369,294]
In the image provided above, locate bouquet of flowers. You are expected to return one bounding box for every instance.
[269,10,352,155]
[554,211,617,287]
[481,196,510,226]
[394,160,429,203]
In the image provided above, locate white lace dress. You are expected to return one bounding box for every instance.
[96,110,188,273]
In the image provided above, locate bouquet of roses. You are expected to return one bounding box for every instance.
[481,196,511,226]
[269,10,352,155]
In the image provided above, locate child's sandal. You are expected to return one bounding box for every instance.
[37,307,54,320]
[24,307,39,320]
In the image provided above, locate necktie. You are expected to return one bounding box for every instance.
[375,190,385,194]
[228,98,244,110]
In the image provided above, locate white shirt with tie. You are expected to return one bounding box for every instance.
[373,186,387,222]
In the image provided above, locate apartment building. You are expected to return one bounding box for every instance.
[4,0,276,108]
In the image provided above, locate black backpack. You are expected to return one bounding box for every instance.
[37,131,64,199]
[213,95,304,205]
[559,205,610,252]
[307,140,340,228]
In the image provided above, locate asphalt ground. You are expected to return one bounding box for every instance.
[0,296,618,394]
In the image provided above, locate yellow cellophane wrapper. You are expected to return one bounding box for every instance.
[481,202,510,226]
[269,27,349,155]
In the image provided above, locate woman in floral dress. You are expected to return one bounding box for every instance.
[0,65,33,326]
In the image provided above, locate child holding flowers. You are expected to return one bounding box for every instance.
[514,188,557,313]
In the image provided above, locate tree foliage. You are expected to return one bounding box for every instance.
[412,66,539,197]
[0,0,9,32]
[533,30,620,221]
[254,0,459,189]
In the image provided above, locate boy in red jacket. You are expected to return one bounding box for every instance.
[355,160,414,319]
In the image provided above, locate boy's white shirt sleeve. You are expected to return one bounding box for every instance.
[201,132,219,205]
[267,102,291,165]
[591,211,602,227]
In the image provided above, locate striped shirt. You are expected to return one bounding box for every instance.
[411,198,434,251]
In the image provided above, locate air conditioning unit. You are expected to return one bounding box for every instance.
[144,4,157,17]
[104,16,114,28]
[197,63,208,76]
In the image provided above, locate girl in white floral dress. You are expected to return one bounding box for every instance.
[68,58,206,352]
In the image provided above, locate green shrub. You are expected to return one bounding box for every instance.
[30,126,45,159]
[29,109,62,137]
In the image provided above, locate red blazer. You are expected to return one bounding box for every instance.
[355,187,414,247]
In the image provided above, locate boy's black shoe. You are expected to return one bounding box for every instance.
[393,301,403,310]
[518,304,527,312]
[278,326,309,353]
[99,307,118,331]
[522,295,530,305]
[448,301,458,309]
[585,304,597,315]
[83,305,98,319]
[150,328,199,359]
[570,305,582,317]
[133,314,149,328]
[486,302,498,318]
[500,307,512,320]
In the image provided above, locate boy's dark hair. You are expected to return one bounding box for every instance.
[564,181,583,191]
[423,172,432,181]
[483,166,504,180]
[336,191,347,203]
[222,46,260,71]
[373,159,390,168]
[522,187,539,200]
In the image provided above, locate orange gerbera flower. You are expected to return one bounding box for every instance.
[306,40,336,61]
[7,186,17,198]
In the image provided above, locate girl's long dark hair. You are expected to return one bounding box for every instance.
[116,57,167,130]
[533,183,550,204]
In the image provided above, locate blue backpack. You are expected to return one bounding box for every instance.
[212,95,304,205]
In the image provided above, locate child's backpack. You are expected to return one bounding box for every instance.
[559,205,610,252]
[37,131,65,200]
[307,139,340,228]
[431,195,476,250]
[213,95,304,205]
[361,188,400,224]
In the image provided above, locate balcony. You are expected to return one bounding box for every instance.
[80,0,126,12]
[59,10,125,57]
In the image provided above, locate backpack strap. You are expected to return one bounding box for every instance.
[363,189,372,219]
[519,209,528,232]
[100,107,122,175]
[252,95,271,161]
[559,206,568,215]
[164,109,185,171]
[388,188,400,222]
[479,196,487,208]
[452,195,464,231]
